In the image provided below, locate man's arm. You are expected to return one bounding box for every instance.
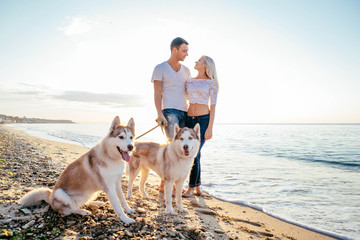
[154,81,167,125]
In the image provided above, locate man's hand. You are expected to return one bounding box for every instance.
[156,115,168,127]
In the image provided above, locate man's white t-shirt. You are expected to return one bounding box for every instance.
[151,61,191,112]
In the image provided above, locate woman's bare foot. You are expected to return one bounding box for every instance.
[195,186,204,196]
[182,187,195,198]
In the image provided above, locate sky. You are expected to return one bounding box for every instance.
[0,0,359,124]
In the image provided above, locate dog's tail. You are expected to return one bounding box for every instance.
[19,187,52,206]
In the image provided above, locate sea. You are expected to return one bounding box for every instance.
[9,123,360,240]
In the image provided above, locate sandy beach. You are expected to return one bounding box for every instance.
[0,125,338,240]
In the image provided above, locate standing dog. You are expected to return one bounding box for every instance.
[127,123,200,214]
[19,116,136,224]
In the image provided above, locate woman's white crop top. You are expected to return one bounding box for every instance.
[186,78,218,105]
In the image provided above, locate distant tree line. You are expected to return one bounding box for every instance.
[0,114,74,124]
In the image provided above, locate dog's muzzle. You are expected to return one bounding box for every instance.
[117,145,133,162]
[183,145,190,156]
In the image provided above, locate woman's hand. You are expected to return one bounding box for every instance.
[205,128,212,140]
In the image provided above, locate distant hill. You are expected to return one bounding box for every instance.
[0,114,75,124]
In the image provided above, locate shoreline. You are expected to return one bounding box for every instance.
[210,196,348,240]
[0,125,341,239]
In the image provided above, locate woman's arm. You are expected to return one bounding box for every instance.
[205,104,216,140]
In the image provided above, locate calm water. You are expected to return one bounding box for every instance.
[10,123,360,239]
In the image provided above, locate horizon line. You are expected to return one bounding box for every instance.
[215,122,360,125]
[5,122,360,125]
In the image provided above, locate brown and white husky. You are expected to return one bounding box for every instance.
[127,123,201,214]
[19,116,136,224]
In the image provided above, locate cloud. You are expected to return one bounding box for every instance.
[0,87,150,123]
[53,91,143,107]
[2,85,143,108]
[58,16,98,36]
[15,91,43,96]
[17,82,51,90]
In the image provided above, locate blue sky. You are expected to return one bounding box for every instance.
[0,0,359,123]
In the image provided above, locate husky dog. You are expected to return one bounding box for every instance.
[19,116,136,224]
[127,123,200,214]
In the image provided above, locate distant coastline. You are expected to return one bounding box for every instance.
[0,114,75,124]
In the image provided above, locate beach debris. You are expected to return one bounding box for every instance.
[190,199,205,208]
[33,205,49,214]
[0,229,13,238]
[22,220,35,229]
[196,208,217,215]
[233,217,262,227]
[136,207,146,213]
[19,208,32,215]
[213,228,225,234]
[149,205,157,211]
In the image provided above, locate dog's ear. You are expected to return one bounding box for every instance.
[127,118,135,134]
[173,123,180,138]
[194,123,201,139]
[110,116,121,131]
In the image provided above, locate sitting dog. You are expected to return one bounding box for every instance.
[127,123,200,214]
[19,116,136,224]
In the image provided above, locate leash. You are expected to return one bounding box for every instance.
[135,123,161,140]
[160,123,169,144]
[135,119,169,143]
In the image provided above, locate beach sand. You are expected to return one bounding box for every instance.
[0,125,338,240]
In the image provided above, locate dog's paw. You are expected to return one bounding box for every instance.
[75,209,91,216]
[125,208,135,214]
[178,207,188,213]
[166,209,177,215]
[121,216,135,224]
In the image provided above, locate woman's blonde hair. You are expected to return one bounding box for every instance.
[203,55,219,93]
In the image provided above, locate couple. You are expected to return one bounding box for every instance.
[151,37,219,198]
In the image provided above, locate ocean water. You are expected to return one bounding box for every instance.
[9,123,360,239]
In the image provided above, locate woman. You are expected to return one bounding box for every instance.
[182,55,219,197]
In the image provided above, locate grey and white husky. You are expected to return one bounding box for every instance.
[127,123,200,214]
[19,116,136,224]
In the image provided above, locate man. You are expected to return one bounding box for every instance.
[151,37,190,139]
[151,37,190,193]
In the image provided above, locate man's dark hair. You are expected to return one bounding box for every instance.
[170,37,188,50]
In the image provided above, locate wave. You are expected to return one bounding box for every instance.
[268,150,360,169]
[296,157,360,169]
[47,130,101,148]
